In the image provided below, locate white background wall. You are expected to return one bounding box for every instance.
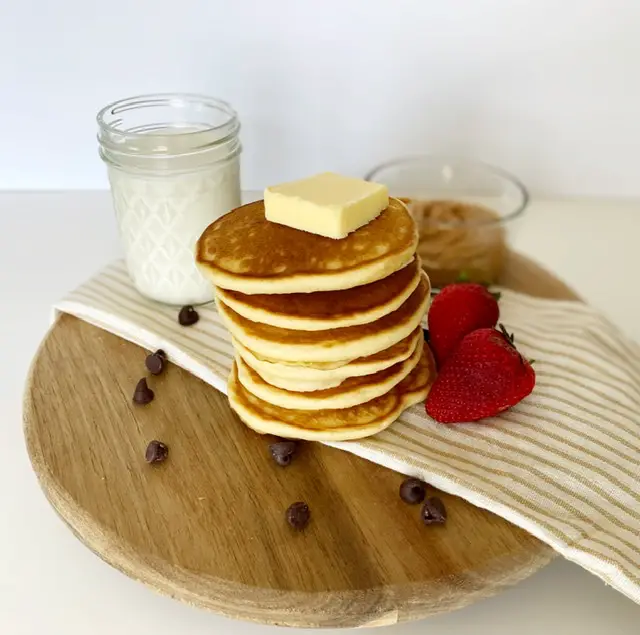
[2,0,640,198]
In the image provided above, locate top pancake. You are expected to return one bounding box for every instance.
[195,198,418,294]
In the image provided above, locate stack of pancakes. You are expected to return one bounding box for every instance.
[196,198,436,441]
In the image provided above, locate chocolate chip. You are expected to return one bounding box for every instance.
[145,440,168,464]
[399,477,427,504]
[421,496,447,525]
[286,501,310,530]
[145,349,166,375]
[133,378,154,405]
[178,305,199,326]
[422,328,430,343]
[269,440,297,466]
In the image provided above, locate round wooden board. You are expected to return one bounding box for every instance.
[24,252,577,629]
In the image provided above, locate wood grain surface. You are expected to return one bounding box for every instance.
[23,252,577,628]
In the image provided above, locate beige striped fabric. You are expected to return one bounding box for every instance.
[53,260,640,604]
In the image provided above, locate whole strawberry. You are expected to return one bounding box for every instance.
[426,326,535,423]
[428,283,499,367]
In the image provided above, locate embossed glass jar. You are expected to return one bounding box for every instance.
[97,94,241,305]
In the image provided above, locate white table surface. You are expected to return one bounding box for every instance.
[2,191,640,634]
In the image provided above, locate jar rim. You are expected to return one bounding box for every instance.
[97,93,241,170]
[96,92,238,136]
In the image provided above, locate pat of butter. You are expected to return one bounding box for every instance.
[264,172,389,239]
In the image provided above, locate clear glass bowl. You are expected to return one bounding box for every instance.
[364,156,529,287]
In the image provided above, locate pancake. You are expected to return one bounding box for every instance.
[241,371,345,392]
[196,198,418,294]
[228,348,436,441]
[233,326,421,376]
[216,274,430,363]
[214,257,421,331]
[235,327,422,390]
[236,338,423,408]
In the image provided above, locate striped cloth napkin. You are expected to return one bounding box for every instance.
[53,260,640,604]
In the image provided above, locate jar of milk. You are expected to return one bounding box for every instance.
[97,93,241,305]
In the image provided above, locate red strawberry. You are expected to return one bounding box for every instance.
[428,282,500,367]
[426,325,535,423]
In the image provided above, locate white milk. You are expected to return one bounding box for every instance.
[98,96,241,305]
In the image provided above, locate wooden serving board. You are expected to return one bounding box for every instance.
[23,252,577,629]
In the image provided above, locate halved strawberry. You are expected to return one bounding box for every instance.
[426,325,535,423]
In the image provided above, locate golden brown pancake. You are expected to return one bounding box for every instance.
[196,198,418,294]
[215,274,430,362]
[235,338,423,408]
[228,348,436,441]
[214,257,421,331]
[233,327,422,386]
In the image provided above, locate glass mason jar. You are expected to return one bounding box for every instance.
[97,93,242,305]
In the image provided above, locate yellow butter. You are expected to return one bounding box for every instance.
[264,172,389,239]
